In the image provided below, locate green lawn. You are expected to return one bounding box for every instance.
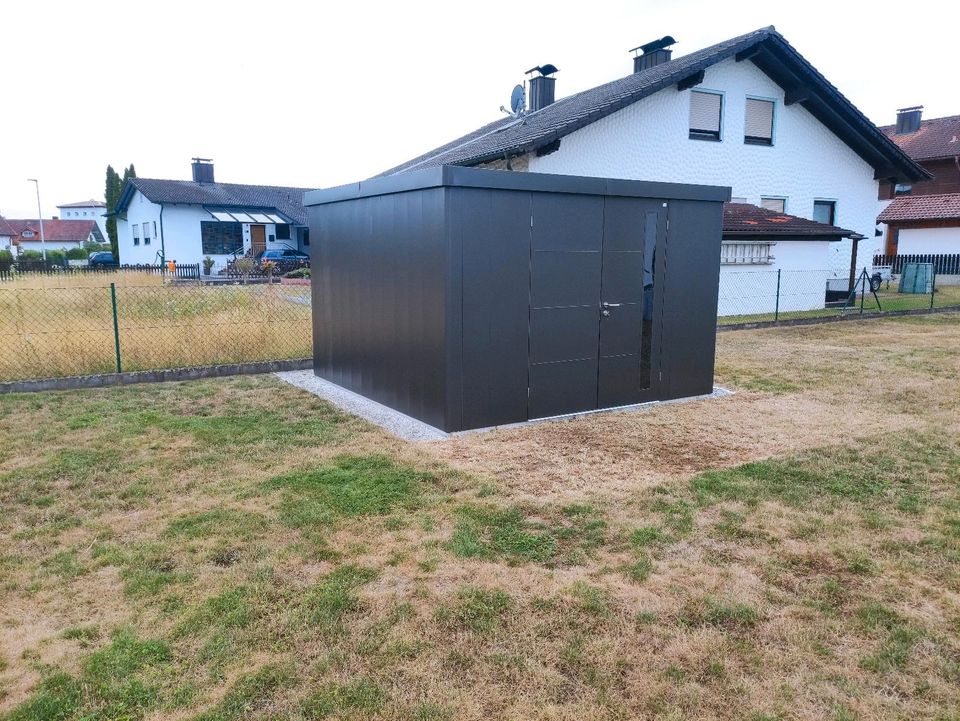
[1,315,959,720]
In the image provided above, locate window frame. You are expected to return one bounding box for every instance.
[275,223,291,240]
[132,223,140,246]
[200,221,243,256]
[760,196,787,214]
[743,95,776,146]
[688,88,725,142]
[812,199,838,226]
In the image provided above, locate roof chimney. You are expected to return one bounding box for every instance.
[191,157,215,183]
[525,64,559,112]
[895,106,923,135]
[631,35,676,73]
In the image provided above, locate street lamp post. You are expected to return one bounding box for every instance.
[27,178,47,261]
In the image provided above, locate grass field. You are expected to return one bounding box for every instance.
[0,274,311,381]
[1,313,958,719]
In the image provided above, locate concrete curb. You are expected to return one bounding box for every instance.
[0,358,313,394]
[717,304,960,332]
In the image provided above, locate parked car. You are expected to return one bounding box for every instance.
[255,248,310,273]
[88,252,118,267]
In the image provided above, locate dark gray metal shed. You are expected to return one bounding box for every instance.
[305,166,729,433]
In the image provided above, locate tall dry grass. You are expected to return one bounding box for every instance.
[0,281,312,380]
[2,271,166,289]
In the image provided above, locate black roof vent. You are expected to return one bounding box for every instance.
[191,157,215,184]
[630,35,676,73]
[895,106,923,135]
[525,64,559,112]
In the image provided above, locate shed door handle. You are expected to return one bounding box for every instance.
[602,302,622,308]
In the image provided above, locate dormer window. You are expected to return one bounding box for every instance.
[22,230,35,238]
[689,90,722,141]
[744,98,774,145]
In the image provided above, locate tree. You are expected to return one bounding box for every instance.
[104,165,122,257]
[122,164,136,184]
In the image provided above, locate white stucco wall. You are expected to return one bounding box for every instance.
[896,226,960,255]
[118,189,165,264]
[527,57,883,273]
[717,240,833,316]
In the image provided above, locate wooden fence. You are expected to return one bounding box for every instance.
[873,254,960,275]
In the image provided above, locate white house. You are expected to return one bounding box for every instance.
[381,27,927,285]
[57,199,108,241]
[114,160,311,267]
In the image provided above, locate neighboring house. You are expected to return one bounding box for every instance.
[381,26,927,275]
[57,199,108,241]
[0,219,104,254]
[114,160,311,266]
[876,109,960,255]
[720,202,856,314]
[877,194,960,255]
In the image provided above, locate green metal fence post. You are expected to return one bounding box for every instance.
[859,270,866,315]
[110,283,122,373]
[930,269,937,310]
[774,269,781,322]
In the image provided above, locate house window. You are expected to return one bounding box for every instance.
[744,98,774,145]
[23,230,35,238]
[200,221,243,255]
[760,197,786,213]
[894,184,912,195]
[301,228,310,246]
[132,224,140,246]
[721,241,775,265]
[689,90,722,141]
[143,222,151,245]
[275,223,291,240]
[813,200,836,226]
[153,221,158,239]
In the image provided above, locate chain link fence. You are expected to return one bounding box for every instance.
[2,267,959,383]
[0,275,311,381]
[718,267,960,325]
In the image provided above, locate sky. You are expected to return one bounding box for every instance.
[1,0,955,218]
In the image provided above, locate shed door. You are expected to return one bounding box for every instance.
[598,199,665,407]
[527,193,604,419]
[527,194,665,420]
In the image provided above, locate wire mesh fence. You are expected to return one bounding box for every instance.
[0,277,312,381]
[718,268,960,325]
[1,267,959,383]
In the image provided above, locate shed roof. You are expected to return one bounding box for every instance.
[877,193,960,223]
[722,203,854,239]
[116,178,312,225]
[379,27,927,183]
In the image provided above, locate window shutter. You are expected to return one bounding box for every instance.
[761,197,785,213]
[744,98,774,140]
[689,91,721,133]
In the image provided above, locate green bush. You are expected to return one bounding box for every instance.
[0,249,13,264]
[284,267,310,279]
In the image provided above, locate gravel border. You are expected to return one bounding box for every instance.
[276,369,733,442]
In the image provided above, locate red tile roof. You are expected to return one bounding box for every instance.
[722,203,854,238]
[1,219,98,242]
[877,193,960,223]
[879,114,960,162]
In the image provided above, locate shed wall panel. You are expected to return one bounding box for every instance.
[310,188,450,429]
[454,188,531,430]
[659,200,723,399]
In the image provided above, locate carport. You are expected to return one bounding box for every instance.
[305,166,729,433]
